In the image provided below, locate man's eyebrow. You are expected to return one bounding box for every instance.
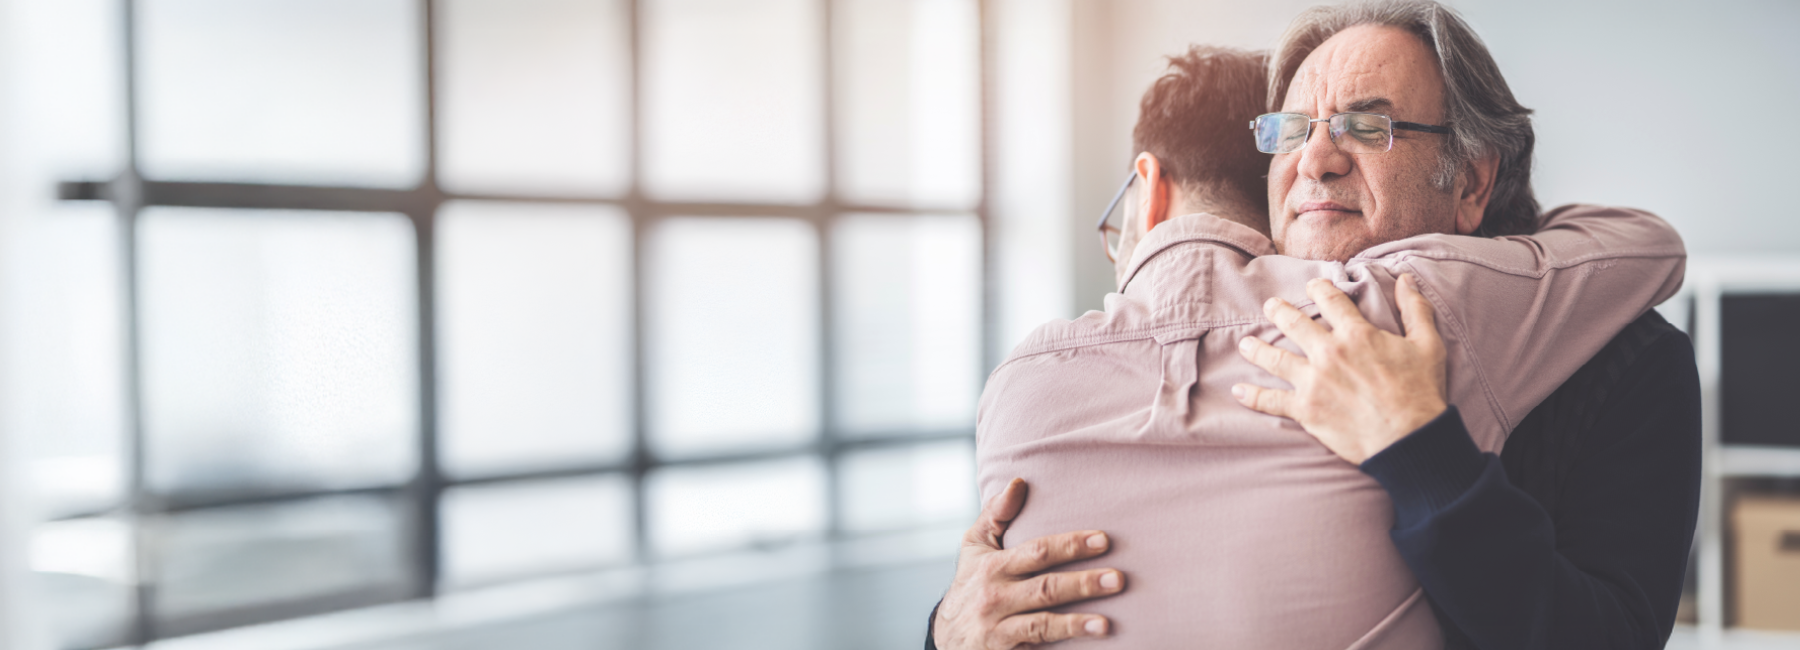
[1344,97,1393,113]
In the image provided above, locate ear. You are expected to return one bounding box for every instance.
[1134,152,1174,231]
[1453,152,1500,235]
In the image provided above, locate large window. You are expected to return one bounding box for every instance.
[36,0,988,646]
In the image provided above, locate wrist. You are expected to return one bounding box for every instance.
[1357,401,1446,464]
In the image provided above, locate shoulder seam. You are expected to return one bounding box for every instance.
[1366,247,1685,279]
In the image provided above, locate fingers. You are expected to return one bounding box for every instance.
[964,478,1027,549]
[997,529,1111,576]
[1305,278,1371,331]
[1237,336,1307,382]
[992,612,1112,645]
[1232,383,1293,418]
[1396,274,1441,348]
[1011,568,1126,611]
[1262,296,1331,352]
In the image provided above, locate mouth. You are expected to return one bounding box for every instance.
[1295,201,1361,220]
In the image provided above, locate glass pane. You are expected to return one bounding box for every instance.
[33,518,132,649]
[641,0,824,202]
[13,208,127,518]
[138,0,424,187]
[647,218,819,457]
[437,202,632,478]
[152,495,410,624]
[840,439,975,532]
[648,456,826,557]
[648,217,817,455]
[12,0,130,521]
[139,208,418,496]
[15,0,125,179]
[436,0,631,195]
[834,0,980,208]
[442,474,633,587]
[833,214,981,435]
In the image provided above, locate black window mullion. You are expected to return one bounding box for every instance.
[817,0,843,543]
[116,0,157,644]
[411,0,446,604]
[625,0,653,567]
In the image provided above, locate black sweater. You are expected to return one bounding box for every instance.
[1361,311,1701,649]
[925,312,1702,649]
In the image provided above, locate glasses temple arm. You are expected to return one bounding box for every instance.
[1392,121,1452,134]
[1096,172,1137,230]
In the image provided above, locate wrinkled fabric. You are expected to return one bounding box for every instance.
[978,205,1686,648]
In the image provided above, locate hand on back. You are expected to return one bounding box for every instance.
[933,478,1124,649]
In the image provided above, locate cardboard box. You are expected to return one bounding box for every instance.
[1734,495,1800,630]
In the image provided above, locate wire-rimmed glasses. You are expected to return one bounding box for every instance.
[1250,112,1451,155]
[1095,172,1136,263]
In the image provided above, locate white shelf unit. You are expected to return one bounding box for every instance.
[1679,256,1800,647]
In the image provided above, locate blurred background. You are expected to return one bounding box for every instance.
[0,0,1795,649]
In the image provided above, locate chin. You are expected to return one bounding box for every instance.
[1279,226,1373,263]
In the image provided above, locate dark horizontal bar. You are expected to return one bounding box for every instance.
[147,180,427,214]
[59,179,978,219]
[450,428,975,486]
[57,180,108,202]
[42,430,974,522]
[149,484,405,514]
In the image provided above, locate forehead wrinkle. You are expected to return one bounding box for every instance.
[1286,25,1444,122]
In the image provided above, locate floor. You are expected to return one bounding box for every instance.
[338,559,955,650]
[133,550,1800,650]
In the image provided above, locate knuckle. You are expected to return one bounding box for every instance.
[1024,615,1051,643]
[973,584,1007,616]
[977,552,1009,577]
[1034,575,1059,606]
[1292,398,1317,422]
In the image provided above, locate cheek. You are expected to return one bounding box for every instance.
[1266,156,1296,236]
[1369,154,1457,237]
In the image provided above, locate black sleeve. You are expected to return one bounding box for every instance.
[925,601,940,650]
[1359,334,1702,649]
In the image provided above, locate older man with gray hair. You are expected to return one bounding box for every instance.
[928,1,1699,648]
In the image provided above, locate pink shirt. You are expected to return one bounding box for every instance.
[978,205,1686,648]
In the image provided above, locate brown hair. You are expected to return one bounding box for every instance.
[1270,0,1539,236]
[1131,45,1270,216]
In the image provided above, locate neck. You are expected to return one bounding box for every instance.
[1171,190,1270,239]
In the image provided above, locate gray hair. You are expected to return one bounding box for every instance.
[1270,0,1539,236]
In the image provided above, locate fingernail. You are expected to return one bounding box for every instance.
[1238,337,1254,351]
[1085,618,1108,636]
[1231,384,1246,399]
[1086,533,1108,549]
[1100,571,1121,590]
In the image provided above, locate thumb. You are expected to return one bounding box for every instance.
[965,478,1028,549]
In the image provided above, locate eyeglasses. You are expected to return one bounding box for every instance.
[1249,112,1451,155]
[1095,172,1135,262]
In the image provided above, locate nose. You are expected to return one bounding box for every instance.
[1295,119,1353,182]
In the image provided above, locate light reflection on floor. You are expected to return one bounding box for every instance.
[343,559,952,650]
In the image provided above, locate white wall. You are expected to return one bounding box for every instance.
[1450,0,1800,255]
[1064,0,1800,312]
